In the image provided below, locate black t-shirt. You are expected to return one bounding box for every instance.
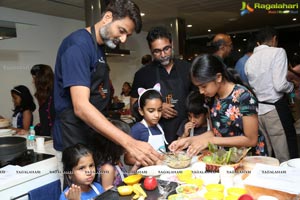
[176,119,208,137]
[131,59,195,144]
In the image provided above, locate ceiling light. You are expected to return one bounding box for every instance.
[208,29,211,32]
[292,18,297,21]
[187,24,192,28]
[243,38,247,42]
[140,13,145,16]
[238,49,241,52]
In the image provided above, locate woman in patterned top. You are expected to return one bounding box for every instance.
[169,54,262,156]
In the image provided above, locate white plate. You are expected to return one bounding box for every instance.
[0,129,15,136]
[137,165,193,177]
[280,161,288,167]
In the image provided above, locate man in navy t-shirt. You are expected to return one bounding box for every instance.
[53,0,161,168]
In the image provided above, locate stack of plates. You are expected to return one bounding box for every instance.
[0,118,10,128]
[0,129,16,137]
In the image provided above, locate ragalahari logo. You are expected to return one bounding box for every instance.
[240,2,254,16]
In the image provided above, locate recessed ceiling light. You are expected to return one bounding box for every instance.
[292,18,297,21]
[120,54,125,57]
[238,49,241,52]
[140,13,145,16]
[208,29,211,32]
[232,35,236,38]
[243,38,247,42]
[187,24,193,28]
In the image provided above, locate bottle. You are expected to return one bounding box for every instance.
[289,91,295,105]
[27,125,35,149]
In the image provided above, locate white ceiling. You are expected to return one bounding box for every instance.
[0,0,299,38]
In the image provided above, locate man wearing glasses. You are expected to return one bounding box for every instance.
[130,26,194,147]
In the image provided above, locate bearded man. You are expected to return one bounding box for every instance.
[130,26,195,145]
[53,0,161,167]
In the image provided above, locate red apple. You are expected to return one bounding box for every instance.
[143,176,158,190]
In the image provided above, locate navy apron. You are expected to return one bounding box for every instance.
[156,64,188,144]
[60,25,110,149]
[260,95,299,158]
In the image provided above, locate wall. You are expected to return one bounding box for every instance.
[0,7,150,123]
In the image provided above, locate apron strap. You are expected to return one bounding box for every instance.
[90,183,101,195]
[141,119,168,144]
[115,165,125,181]
[91,25,98,52]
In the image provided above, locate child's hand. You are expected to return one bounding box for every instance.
[65,184,81,200]
[183,122,195,137]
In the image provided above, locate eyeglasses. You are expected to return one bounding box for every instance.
[152,45,172,56]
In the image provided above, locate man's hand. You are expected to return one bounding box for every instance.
[162,103,177,119]
[125,139,163,166]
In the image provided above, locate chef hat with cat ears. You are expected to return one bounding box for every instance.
[137,83,161,108]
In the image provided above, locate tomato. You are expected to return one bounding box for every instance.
[238,194,254,200]
[143,176,158,190]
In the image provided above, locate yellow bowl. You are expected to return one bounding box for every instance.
[117,185,133,196]
[227,187,247,197]
[204,192,224,200]
[206,183,224,193]
[225,195,239,200]
[176,170,193,182]
[123,174,143,185]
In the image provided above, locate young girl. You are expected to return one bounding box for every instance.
[169,54,262,156]
[92,120,130,190]
[11,85,36,134]
[177,91,210,138]
[131,83,168,152]
[31,64,55,136]
[60,143,104,200]
[125,83,167,168]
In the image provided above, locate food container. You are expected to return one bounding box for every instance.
[206,184,224,193]
[176,184,199,194]
[241,156,279,171]
[123,174,142,185]
[198,151,241,172]
[117,185,133,195]
[184,178,203,188]
[176,170,193,182]
[204,191,224,200]
[227,187,247,197]
[168,194,189,200]
[165,151,192,169]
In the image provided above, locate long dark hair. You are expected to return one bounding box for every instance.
[191,54,252,91]
[31,64,54,106]
[11,85,36,113]
[186,91,208,115]
[62,143,94,187]
[93,120,130,166]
